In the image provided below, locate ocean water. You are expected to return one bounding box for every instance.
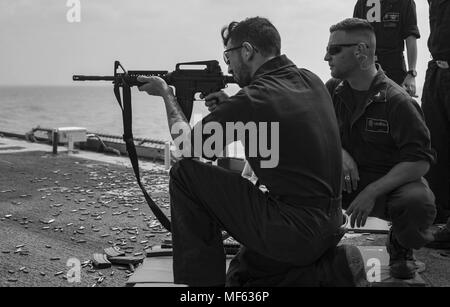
[0,85,210,141]
[0,84,423,159]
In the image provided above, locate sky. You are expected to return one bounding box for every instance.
[0,0,431,88]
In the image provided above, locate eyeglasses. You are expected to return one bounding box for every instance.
[326,43,366,56]
[223,45,244,64]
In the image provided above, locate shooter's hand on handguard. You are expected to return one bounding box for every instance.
[137,76,174,98]
[201,90,229,112]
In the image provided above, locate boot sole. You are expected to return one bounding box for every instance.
[389,267,416,280]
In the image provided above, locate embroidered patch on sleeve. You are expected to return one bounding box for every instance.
[366,118,390,133]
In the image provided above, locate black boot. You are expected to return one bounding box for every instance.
[386,230,417,279]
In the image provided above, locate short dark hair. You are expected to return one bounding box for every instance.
[330,18,375,35]
[221,17,281,57]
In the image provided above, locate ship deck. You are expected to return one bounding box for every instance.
[0,135,449,287]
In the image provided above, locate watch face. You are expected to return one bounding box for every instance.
[408,70,417,77]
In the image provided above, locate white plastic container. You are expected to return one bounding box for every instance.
[57,127,87,153]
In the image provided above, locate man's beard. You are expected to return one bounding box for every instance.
[235,62,253,87]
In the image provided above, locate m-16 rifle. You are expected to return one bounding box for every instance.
[73,60,235,232]
[73,60,235,121]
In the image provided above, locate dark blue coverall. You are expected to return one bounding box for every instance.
[169,55,344,286]
[421,0,450,223]
[327,68,437,250]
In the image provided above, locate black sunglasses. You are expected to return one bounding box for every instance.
[327,43,366,56]
[223,45,244,64]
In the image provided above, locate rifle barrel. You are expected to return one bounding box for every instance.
[73,75,115,81]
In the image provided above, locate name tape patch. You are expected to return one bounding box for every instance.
[383,12,399,28]
[366,118,389,133]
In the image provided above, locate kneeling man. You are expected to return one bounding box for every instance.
[325,18,437,279]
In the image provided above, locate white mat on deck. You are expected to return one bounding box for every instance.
[127,247,426,287]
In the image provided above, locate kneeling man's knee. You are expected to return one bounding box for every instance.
[394,183,436,216]
[410,189,435,219]
[391,183,437,248]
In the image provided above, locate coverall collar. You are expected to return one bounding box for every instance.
[252,55,297,81]
[335,65,389,127]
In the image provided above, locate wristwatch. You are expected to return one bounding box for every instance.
[406,70,417,77]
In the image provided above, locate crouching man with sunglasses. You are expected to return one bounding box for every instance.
[139,17,367,287]
[325,18,437,279]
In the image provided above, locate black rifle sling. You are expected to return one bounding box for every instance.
[114,83,171,232]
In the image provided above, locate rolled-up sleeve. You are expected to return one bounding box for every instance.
[402,0,420,39]
[389,94,436,164]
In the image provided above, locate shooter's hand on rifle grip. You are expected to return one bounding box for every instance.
[201,91,229,112]
[137,76,173,98]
